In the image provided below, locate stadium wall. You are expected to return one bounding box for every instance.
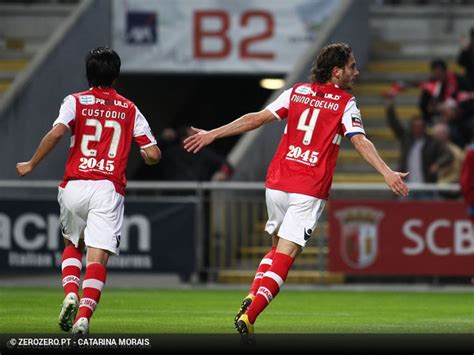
[0,0,111,181]
[229,0,371,181]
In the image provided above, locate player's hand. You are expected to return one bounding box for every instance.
[16,161,33,177]
[140,149,148,160]
[139,149,153,165]
[384,171,410,197]
[183,127,215,153]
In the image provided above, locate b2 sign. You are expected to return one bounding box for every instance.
[193,10,274,60]
[112,0,341,73]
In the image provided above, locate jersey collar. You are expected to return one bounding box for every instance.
[320,82,340,89]
[90,87,117,95]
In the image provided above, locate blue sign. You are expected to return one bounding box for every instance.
[126,11,157,44]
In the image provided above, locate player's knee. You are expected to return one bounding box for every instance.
[86,248,111,266]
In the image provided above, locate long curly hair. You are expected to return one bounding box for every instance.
[310,43,352,84]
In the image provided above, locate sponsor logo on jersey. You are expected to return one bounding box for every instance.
[351,114,363,128]
[295,86,312,95]
[113,100,129,108]
[324,93,341,100]
[79,95,95,105]
[79,95,129,109]
[335,207,384,269]
[102,99,129,108]
[304,228,313,241]
[295,87,341,101]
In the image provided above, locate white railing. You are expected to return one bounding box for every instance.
[0,180,461,192]
[0,180,462,279]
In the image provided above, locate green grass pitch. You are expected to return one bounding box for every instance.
[0,288,473,334]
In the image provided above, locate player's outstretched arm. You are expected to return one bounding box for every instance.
[183,109,277,153]
[16,123,69,177]
[350,133,410,197]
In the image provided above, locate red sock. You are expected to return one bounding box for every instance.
[61,245,82,297]
[249,247,276,295]
[76,263,107,321]
[246,252,294,324]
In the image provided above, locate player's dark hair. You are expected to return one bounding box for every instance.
[310,43,352,84]
[86,46,121,88]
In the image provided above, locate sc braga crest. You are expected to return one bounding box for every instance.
[335,207,385,269]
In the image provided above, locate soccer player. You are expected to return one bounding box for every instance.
[16,46,161,334]
[183,43,409,341]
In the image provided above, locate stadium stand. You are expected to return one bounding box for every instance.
[0,1,78,101]
[336,1,469,183]
[0,0,110,181]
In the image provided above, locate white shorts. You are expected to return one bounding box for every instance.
[57,180,124,255]
[264,188,326,247]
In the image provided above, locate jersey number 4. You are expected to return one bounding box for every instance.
[297,108,320,145]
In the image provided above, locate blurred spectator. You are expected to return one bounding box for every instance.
[460,128,474,219]
[453,79,474,148]
[457,27,474,88]
[385,97,453,197]
[436,95,471,148]
[432,122,465,199]
[419,59,459,124]
[155,125,233,181]
[414,57,474,148]
[432,122,465,185]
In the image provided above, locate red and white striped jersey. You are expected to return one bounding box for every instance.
[265,82,365,199]
[53,87,157,195]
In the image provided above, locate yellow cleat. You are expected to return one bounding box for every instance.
[234,294,255,328]
[235,314,255,345]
